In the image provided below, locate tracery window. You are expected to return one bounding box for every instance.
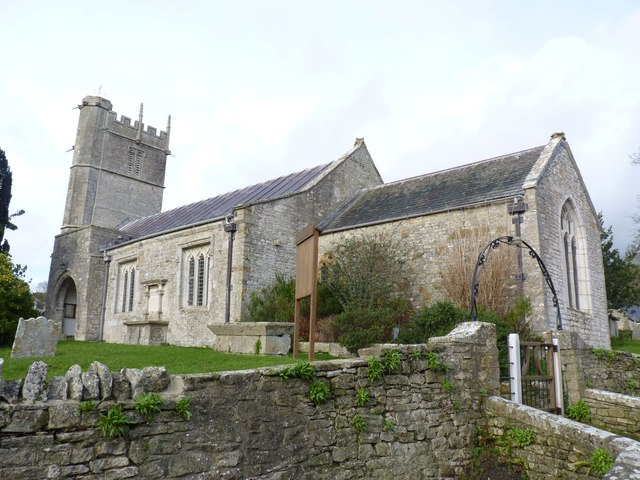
[183,247,209,308]
[561,202,580,309]
[119,263,137,312]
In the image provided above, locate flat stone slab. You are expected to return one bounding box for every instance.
[11,317,61,358]
[208,322,293,336]
[208,322,293,355]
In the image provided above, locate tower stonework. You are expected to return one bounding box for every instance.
[47,96,170,340]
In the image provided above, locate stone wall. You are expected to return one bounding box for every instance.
[578,348,640,395]
[484,396,640,480]
[1,323,636,479]
[0,322,498,479]
[102,221,229,347]
[583,388,640,441]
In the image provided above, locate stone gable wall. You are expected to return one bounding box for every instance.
[236,144,383,321]
[533,142,609,347]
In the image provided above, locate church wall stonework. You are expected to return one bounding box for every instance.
[236,144,383,321]
[103,221,228,347]
[102,142,382,347]
[533,142,609,347]
[319,140,609,347]
[319,202,516,309]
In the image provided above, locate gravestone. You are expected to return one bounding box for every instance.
[11,316,61,358]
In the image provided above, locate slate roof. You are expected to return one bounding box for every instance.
[318,145,545,233]
[120,162,333,239]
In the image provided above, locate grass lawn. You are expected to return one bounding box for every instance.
[0,340,335,380]
[612,339,640,355]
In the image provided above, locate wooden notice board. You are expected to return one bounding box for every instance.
[294,224,319,360]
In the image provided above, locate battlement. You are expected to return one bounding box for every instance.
[111,112,169,141]
[80,95,171,148]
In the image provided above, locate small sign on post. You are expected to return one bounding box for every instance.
[294,225,319,361]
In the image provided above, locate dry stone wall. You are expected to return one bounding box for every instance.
[484,396,640,480]
[583,388,640,441]
[1,323,637,479]
[0,323,498,479]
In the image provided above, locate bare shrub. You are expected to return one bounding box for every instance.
[439,224,517,317]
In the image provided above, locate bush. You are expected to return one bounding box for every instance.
[332,306,397,354]
[243,274,296,323]
[242,275,342,332]
[397,300,466,343]
[323,234,408,311]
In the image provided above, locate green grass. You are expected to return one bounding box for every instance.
[0,340,335,380]
[612,338,640,354]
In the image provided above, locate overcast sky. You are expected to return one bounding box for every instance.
[1,0,639,287]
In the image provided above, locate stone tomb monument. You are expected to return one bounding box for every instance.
[11,316,61,358]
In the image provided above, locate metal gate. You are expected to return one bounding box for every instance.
[508,333,564,414]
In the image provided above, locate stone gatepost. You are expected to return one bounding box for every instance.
[430,322,501,398]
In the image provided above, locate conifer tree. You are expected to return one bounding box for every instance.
[0,147,11,249]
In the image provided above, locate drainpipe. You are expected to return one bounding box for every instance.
[99,251,111,341]
[224,219,237,324]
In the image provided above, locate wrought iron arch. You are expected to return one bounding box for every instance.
[469,236,562,330]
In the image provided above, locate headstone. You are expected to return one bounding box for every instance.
[0,358,3,379]
[11,316,61,358]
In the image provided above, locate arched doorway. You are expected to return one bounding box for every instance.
[59,277,77,338]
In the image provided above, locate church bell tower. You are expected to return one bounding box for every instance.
[47,95,171,340]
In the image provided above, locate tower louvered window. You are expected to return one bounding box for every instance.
[127,147,145,177]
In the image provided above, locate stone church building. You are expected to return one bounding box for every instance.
[46,95,609,349]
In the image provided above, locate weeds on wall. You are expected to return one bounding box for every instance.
[592,348,617,363]
[77,400,97,413]
[97,405,131,438]
[571,448,614,477]
[461,426,535,479]
[355,387,370,407]
[175,397,192,420]
[279,360,316,382]
[351,414,367,434]
[274,361,333,406]
[134,392,163,423]
[309,380,330,405]
[565,399,591,424]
